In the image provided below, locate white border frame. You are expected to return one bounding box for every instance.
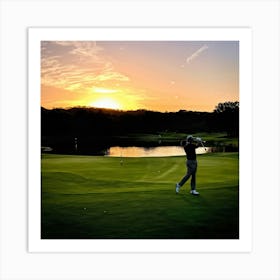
[28,27,252,253]
[1,1,279,279]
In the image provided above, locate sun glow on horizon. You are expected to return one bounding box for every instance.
[90,97,122,110]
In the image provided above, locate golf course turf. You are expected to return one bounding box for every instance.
[41,153,239,239]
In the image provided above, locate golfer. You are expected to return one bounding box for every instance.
[175,135,200,195]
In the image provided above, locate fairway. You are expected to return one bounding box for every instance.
[41,153,239,239]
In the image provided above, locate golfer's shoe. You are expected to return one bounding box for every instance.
[190,190,200,195]
[175,183,180,194]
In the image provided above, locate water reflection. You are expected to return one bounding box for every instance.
[106,146,212,157]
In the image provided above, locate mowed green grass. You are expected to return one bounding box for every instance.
[41,153,239,239]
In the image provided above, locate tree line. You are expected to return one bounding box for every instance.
[41,101,239,154]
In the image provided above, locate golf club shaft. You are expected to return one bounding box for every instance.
[200,140,207,151]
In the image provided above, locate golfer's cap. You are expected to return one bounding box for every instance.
[187,135,193,141]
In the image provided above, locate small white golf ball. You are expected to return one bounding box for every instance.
[84,208,86,210]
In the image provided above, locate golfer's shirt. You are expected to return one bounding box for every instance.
[184,144,197,160]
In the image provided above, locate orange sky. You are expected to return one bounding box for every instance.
[41,41,239,112]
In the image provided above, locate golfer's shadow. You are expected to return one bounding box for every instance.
[181,193,200,199]
[179,193,208,205]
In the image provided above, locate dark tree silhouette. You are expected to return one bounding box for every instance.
[213,101,239,137]
[41,101,239,155]
[214,101,239,114]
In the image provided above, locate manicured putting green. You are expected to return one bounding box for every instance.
[41,153,239,239]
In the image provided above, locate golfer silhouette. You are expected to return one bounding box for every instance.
[175,135,200,195]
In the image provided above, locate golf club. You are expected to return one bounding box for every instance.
[194,137,207,151]
[181,136,207,151]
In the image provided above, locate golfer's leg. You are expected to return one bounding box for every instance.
[190,172,196,190]
[178,161,191,186]
[179,172,191,187]
[190,161,197,190]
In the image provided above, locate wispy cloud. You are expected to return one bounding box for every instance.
[186,45,208,64]
[41,41,130,92]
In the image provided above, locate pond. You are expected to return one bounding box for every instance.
[106,146,213,157]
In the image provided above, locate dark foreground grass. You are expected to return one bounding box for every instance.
[41,153,239,239]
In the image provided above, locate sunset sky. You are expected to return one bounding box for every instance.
[41,41,239,112]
